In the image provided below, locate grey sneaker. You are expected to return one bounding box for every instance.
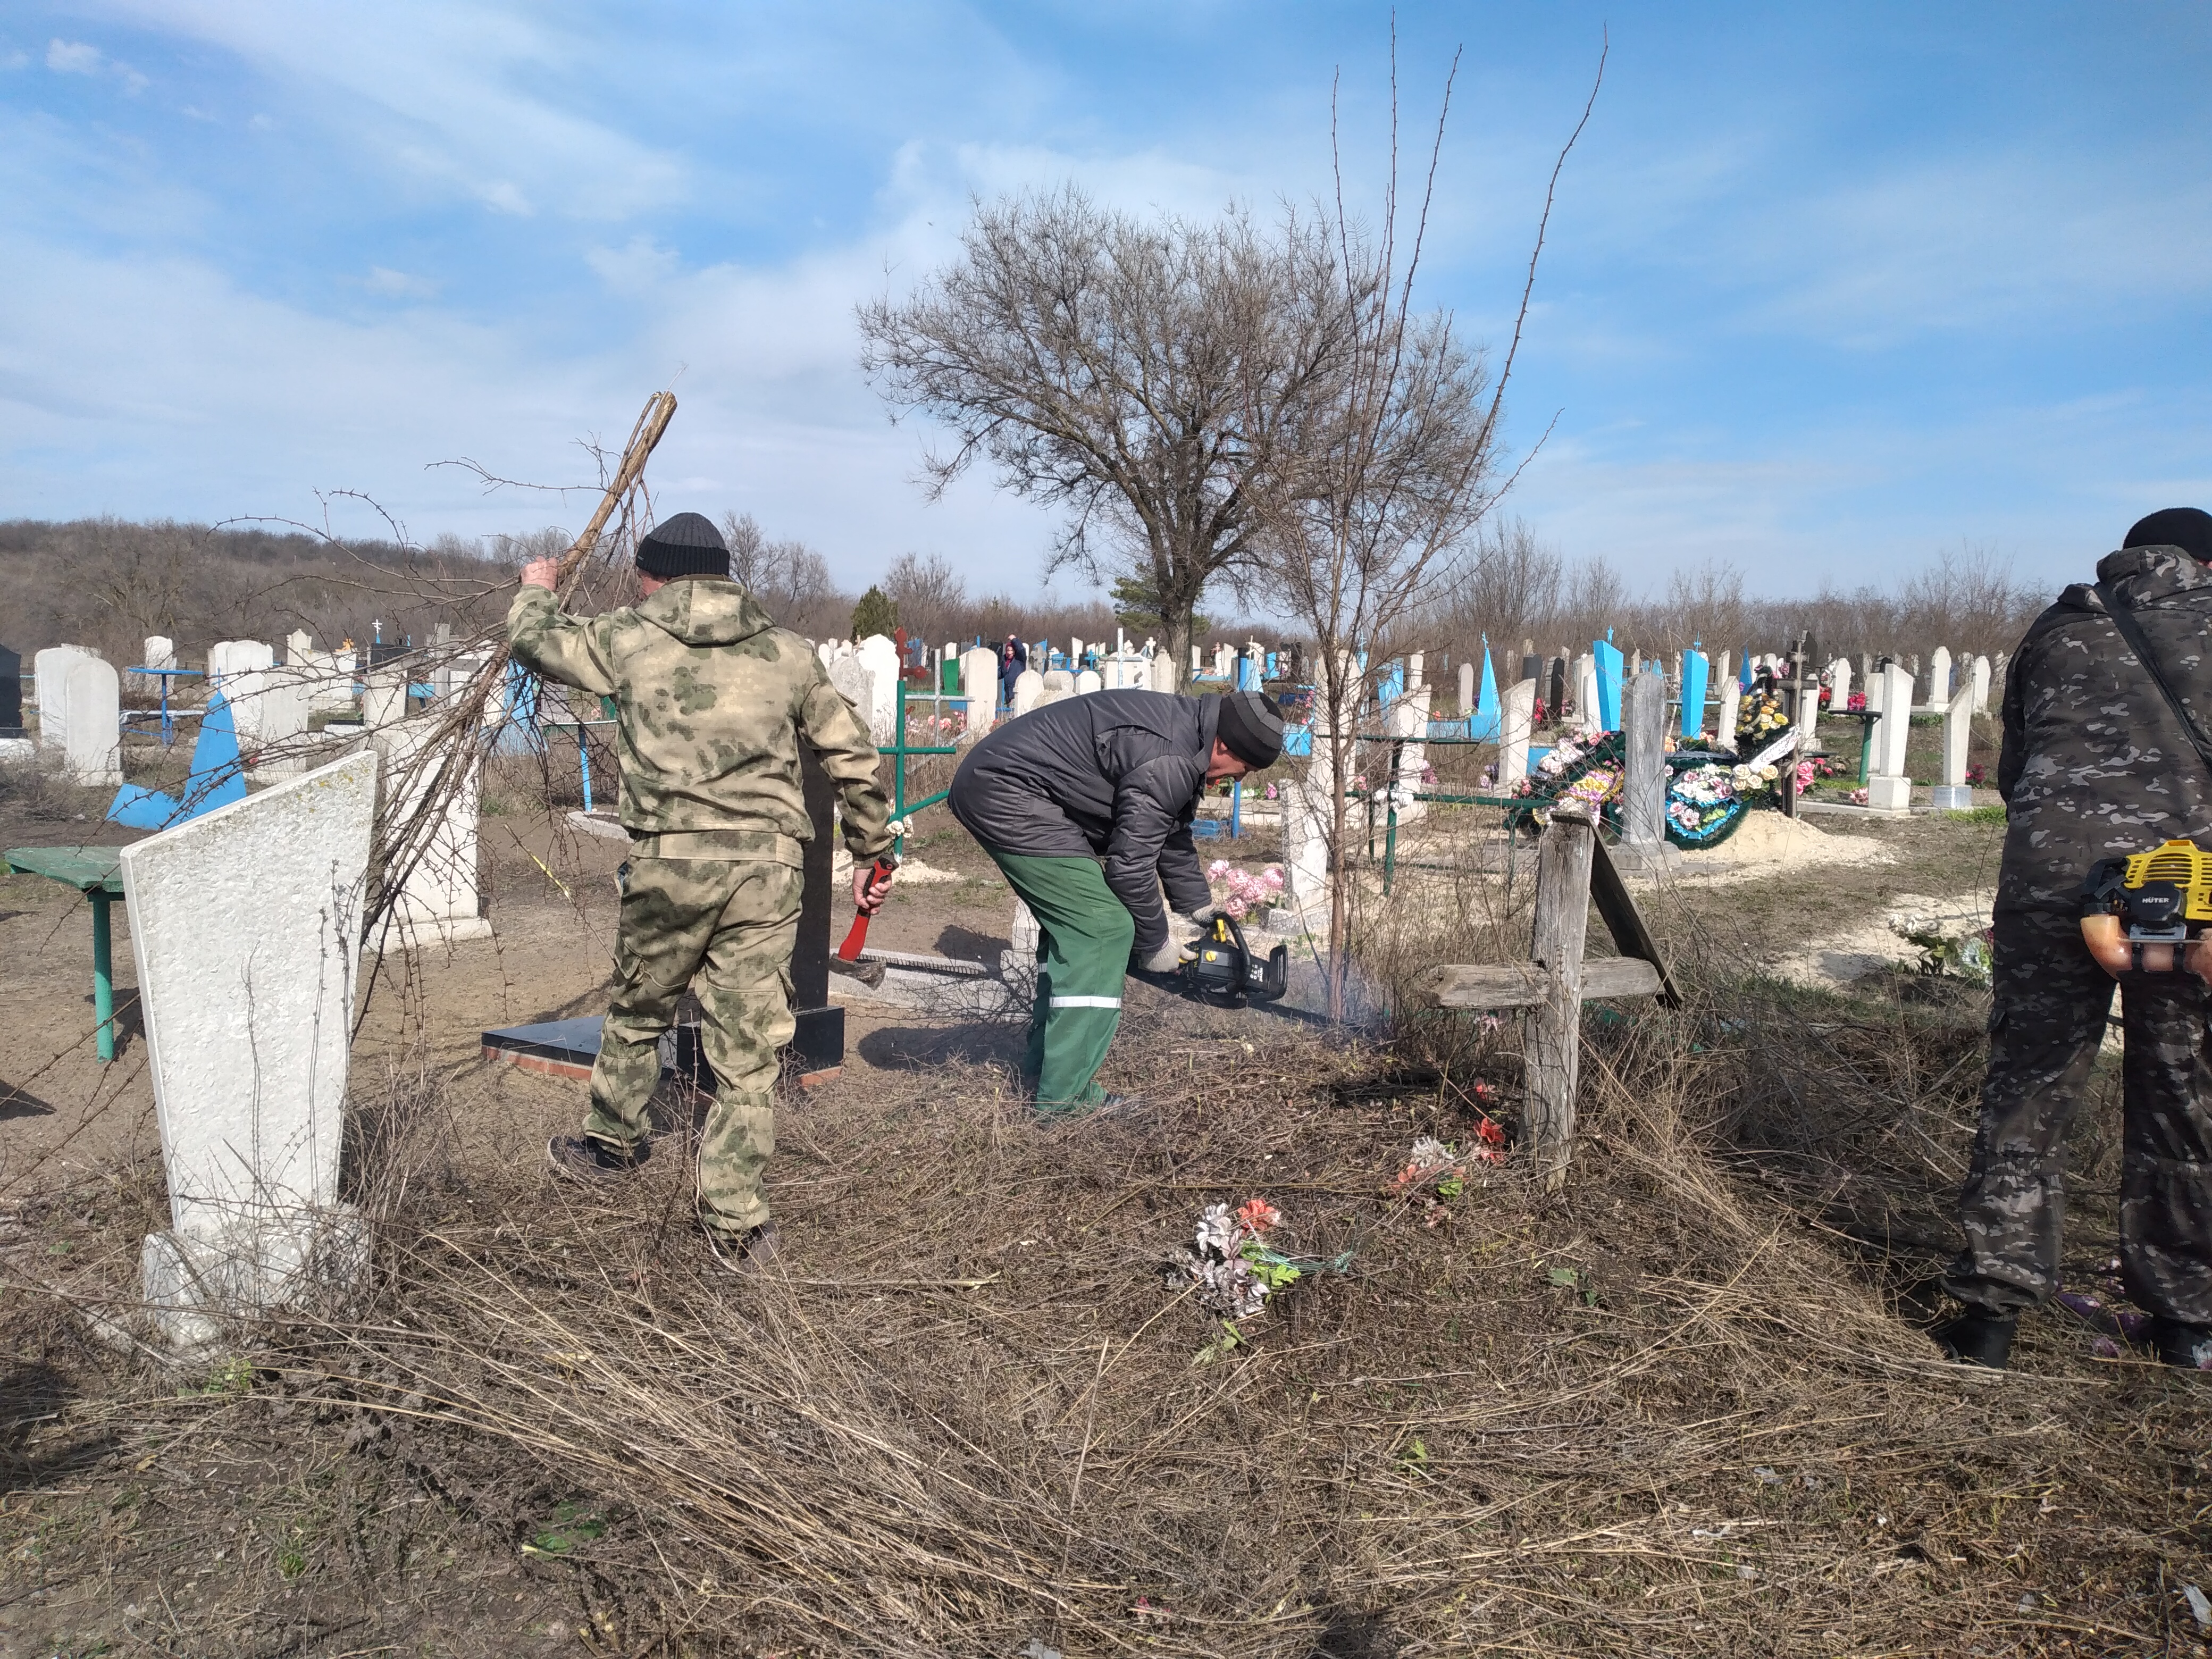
[703,1220,781,1276]
[547,1134,645,1183]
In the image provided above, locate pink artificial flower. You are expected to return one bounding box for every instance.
[1206,858,1232,881]
[1236,1199,1281,1233]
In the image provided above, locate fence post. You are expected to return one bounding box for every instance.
[1526,802,1597,1191]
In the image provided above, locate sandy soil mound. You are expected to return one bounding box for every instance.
[1674,808,1893,882]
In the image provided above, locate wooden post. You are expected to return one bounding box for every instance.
[1621,670,1666,849]
[1526,803,1597,1191]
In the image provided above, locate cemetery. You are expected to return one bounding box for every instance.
[4,560,2203,1657]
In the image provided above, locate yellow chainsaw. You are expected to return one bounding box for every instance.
[2079,838,2212,979]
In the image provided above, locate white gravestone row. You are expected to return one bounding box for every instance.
[125,750,381,1348]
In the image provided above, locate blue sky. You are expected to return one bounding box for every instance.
[3,2,2208,604]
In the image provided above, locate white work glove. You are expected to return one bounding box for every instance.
[1184,903,1224,926]
[1136,939,1189,975]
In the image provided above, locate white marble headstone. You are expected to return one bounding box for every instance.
[367,714,490,945]
[1011,667,1044,717]
[855,633,900,742]
[1075,668,1102,695]
[1498,677,1537,785]
[961,646,1000,737]
[361,665,410,731]
[143,635,177,674]
[828,654,875,735]
[124,750,379,1343]
[61,655,121,785]
[33,644,95,750]
[1971,655,1991,715]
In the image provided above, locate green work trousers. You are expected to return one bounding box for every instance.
[985,849,1136,1111]
[584,857,803,1236]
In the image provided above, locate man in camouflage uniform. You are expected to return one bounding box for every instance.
[1939,507,2212,1368]
[509,512,894,1269]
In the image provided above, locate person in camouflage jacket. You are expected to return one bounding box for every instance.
[508,512,894,1270]
[1939,507,2212,1369]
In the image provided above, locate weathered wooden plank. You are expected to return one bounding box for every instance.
[1526,804,1596,1192]
[1419,955,1661,1010]
[1587,832,1682,1007]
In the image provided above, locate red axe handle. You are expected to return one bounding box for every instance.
[836,857,898,962]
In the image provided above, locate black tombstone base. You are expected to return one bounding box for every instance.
[789,1004,844,1087]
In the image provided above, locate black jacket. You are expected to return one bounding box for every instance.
[950,690,1218,954]
[1996,543,2212,917]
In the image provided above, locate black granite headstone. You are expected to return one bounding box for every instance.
[790,745,845,1083]
[1519,653,1542,690]
[1546,657,1566,713]
[0,644,20,737]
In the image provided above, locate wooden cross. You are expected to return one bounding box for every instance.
[1415,802,1679,1191]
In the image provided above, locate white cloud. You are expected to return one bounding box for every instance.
[87,0,685,221]
[363,265,438,298]
[46,39,103,74]
[44,36,146,93]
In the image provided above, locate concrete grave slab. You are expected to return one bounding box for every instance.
[61,655,122,786]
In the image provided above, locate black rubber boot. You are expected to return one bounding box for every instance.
[2148,1318,2212,1371]
[1932,1309,2017,1369]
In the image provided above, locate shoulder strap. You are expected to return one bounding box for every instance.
[2095,580,2212,776]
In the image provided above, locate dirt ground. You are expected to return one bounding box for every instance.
[7,749,2210,1657]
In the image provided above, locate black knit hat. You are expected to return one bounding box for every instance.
[1214,690,1285,768]
[636,512,730,579]
[2123,507,2212,564]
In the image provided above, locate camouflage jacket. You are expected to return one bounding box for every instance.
[507,579,892,864]
[1996,543,2212,916]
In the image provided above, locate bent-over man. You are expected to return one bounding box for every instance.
[508,512,894,1269]
[950,686,1283,1111]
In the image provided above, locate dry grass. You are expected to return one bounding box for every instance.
[10,961,2212,1656]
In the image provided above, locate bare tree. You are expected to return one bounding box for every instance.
[1246,41,1602,1018]
[884,551,968,647]
[719,510,836,630]
[857,188,1354,673]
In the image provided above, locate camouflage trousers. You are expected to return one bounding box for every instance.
[583,857,803,1237]
[1946,907,2212,1324]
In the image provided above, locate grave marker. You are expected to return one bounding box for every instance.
[1498,677,1537,787]
[1011,667,1044,716]
[34,644,95,750]
[0,643,21,738]
[367,715,491,945]
[1865,661,1916,813]
[1931,681,1977,810]
[61,656,122,785]
[125,750,380,1348]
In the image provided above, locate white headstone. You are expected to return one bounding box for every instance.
[1498,677,1537,786]
[208,639,275,687]
[1828,656,1853,711]
[1971,655,1991,715]
[1037,668,1075,708]
[816,640,835,669]
[1145,656,1177,696]
[1865,661,1916,813]
[1930,646,1953,706]
[1189,644,1202,674]
[61,655,121,785]
[1458,660,1475,717]
[856,633,900,743]
[368,715,490,944]
[1075,669,1102,696]
[123,750,379,1346]
[361,665,410,731]
[1387,685,1431,822]
[286,629,314,665]
[1011,667,1044,717]
[227,666,316,769]
[1573,654,1599,729]
[33,644,95,750]
[1865,667,1886,715]
[143,635,177,673]
[1716,677,1742,751]
[961,646,1000,738]
[828,654,875,738]
[1930,681,1978,809]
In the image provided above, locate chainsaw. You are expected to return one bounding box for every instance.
[2079,838,2212,980]
[1182,911,1291,1008]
